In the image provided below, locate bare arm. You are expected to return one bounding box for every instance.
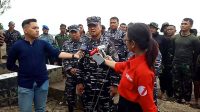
[104,58,117,69]
[58,51,80,59]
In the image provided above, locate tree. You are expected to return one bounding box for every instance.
[0,0,11,15]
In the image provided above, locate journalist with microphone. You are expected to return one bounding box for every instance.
[104,23,158,112]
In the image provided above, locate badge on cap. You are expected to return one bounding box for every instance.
[138,86,147,96]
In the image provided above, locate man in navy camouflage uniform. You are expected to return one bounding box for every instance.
[105,17,127,62]
[62,25,83,112]
[76,16,119,112]
[104,17,128,111]
[4,21,22,56]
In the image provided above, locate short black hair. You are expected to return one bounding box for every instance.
[120,23,126,26]
[110,17,119,22]
[22,19,37,28]
[183,18,193,26]
[101,25,106,30]
[168,25,176,29]
[78,24,83,27]
[60,24,66,28]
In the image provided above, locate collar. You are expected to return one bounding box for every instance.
[180,32,192,37]
[23,38,37,45]
[59,33,67,36]
[108,29,118,33]
[128,53,146,69]
[70,39,81,43]
[89,36,103,43]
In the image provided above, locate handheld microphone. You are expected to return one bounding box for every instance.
[89,45,106,56]
[90,45,107,65]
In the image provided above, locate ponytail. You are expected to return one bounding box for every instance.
[126,22,159,69]
[146,38,159,70]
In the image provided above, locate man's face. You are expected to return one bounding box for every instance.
[42,29,49,34]
[24,22,39,39]
[79,25,84,32]
[9,24,15,30]
[163,26,168,35]
[167,26,176,37]
[101,28,105,34]
[60,26,66,34]
[110,19,119,30]
[149,26,158,34]
[70,31,81,41]
[120,25,127,32]
[88,23,102,38]
[180,20,192,32]
[123,33,134,52]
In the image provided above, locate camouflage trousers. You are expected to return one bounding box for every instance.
[64,75,77,107]
[154,76,158,105]
[81,81,111,112]
[172,64,193,102]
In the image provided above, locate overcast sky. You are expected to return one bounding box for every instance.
[1,0,200,34]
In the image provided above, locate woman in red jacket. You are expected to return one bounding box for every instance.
[104,23,158,112]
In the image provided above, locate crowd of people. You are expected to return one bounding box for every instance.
[0,16,200,112]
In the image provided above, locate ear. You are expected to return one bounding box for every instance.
[99,24,102,30]
[130,41,135,49]
[23,28,28,34]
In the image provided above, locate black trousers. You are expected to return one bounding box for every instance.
[159,66,174,97]
[118,96,143,112]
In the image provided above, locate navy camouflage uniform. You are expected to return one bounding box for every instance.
[76,16,119,112]
[104,29,127,85]
[4,29,21,55]
[77,17,119,112]
[77,35,119,112]
[104,29,127,62]
[104,28,127,111]
[62,25,83,112]
[154,51,162,106]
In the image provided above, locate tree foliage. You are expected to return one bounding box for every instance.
[0,0,11,15]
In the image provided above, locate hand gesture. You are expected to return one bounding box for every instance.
[74,50,84,59]
[105,55,113,61]
[76,83,84,95]
[70,68,78,75]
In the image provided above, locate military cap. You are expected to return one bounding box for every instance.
[87,16,101,25]
[160,22,169,32]
[68,24,80,32]
[149,22,159,29]
[42,25,49,30]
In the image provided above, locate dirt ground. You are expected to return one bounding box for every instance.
[0,98,200,112]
